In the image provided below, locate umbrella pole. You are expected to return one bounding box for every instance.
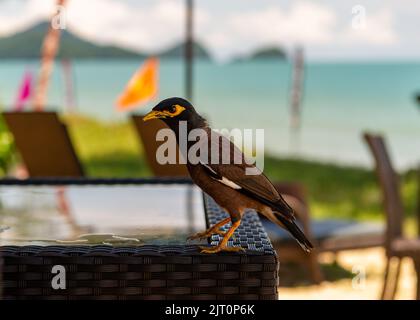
[185,0,194,102]
[184,0,195,233]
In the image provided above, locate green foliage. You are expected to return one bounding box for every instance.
[0,22,212,60]
[0,115,14,175]
[232,47,287,63]
[263,156,417,222]
[247,47,287,60]
[0,22,143,59]
[63,115,151,177]
[159,42,211,60]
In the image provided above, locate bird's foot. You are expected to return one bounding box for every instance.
[187,229,226,240]
[199,245,245,254]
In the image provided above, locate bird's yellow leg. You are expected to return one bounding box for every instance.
[200,220,244,253]
[187,217,230,240]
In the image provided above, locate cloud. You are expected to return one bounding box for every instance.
[203,2,400,60]
[68,0,212,51]
[0,0,53,35]
[0,0,402,60]
[0,0,209,53]
[66,0,209,52]
[204,1,337,59]
[231,2,336,44]
[66,0,185,52]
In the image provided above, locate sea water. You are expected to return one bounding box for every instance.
[0,59,419,170]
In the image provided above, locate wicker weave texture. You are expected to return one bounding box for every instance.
[0,194,278,300]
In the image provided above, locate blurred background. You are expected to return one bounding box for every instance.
[0,0,420,299]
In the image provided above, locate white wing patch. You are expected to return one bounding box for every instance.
[219,176,242,190]
[200,162,242,190]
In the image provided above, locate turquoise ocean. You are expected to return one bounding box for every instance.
[1,59,420,170]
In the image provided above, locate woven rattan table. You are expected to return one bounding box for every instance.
[0,178,278,300]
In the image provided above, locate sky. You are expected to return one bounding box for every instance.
[0,0,420,61]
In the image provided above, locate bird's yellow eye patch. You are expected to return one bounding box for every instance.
[143,104,186,122]
[167,104,186,117]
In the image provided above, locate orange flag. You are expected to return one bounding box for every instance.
[116,57,159,111]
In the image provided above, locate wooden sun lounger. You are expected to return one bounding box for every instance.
[131,114,189,177]
[2,111,84,177]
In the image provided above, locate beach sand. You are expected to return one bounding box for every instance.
[279,247,417,300]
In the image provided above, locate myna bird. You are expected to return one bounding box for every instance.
[143,97,313,254]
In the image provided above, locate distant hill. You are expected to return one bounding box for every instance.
[0,22,144,59]
[159,41,211,60]
[0,21,213,60]
[232,47,287,63]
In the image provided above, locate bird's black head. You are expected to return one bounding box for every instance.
[143,97,206,130]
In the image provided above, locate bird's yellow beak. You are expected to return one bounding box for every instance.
[143,110,166,122]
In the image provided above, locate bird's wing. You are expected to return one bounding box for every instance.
[196,129,294,218]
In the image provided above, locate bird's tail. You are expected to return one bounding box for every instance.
[238,189,313,252]
[270,211,314,252]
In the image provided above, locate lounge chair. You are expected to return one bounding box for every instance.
[262,181,385,283]
[364,132,420,300]
[131,114,194,232]
[2,111,84,177]
[2,111,84,235]
[131,114,189,177]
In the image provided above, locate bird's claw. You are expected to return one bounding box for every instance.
[199,245,245,254]
[212,230,227,237]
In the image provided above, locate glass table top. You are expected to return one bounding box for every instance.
[0,184,207,246]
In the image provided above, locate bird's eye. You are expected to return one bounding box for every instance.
[169,105,177,113]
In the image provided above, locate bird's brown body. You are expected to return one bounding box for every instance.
[188,161,253,222]
[187,127,286,224]
[143,97,313,253]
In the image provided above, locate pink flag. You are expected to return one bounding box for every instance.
[15,70,33,111]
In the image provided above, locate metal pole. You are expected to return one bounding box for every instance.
[61,59,77,113]
[185,0,195,233]
[289,46,304,153]
[185,0,194,101]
